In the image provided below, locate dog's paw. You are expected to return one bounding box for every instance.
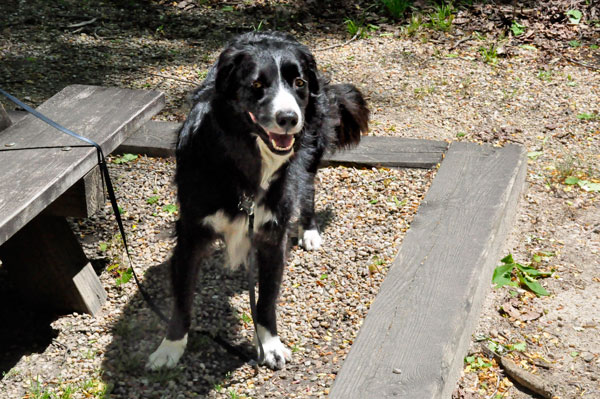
[146,335,187,370]
[299,228,322,251]
[255,325,292,370]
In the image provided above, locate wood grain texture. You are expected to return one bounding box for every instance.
[330,142,527,399]
[323,136,447,168]
[0,85,164,246]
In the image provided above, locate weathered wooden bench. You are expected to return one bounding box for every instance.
[0,85,164,316]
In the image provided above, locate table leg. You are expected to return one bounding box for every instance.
[0,213,106,315]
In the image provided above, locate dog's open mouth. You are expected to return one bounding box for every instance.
[267,132,295,152]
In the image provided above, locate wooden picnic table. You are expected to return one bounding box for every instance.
[0,85,164,315]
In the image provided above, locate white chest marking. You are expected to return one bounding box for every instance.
[256,137,291,190]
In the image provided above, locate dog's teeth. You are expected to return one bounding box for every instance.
[271,137,295,151]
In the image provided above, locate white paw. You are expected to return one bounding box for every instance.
[146,335,187,370]
[254,325,292,370]
[299,228,322,251]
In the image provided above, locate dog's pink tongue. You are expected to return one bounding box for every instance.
[269,132,294,149]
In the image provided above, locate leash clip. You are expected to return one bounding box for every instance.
[238,192,255,216]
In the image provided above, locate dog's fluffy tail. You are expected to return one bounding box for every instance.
[326,83,369,150]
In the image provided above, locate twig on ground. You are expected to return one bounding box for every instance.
[481,344,555,399]
[66,17,98,29]
[485,372,501,399]
[315,32,360,52]
[449,35,473,51]
[564,57,600,71]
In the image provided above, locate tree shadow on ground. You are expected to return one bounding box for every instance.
[0,266,59,375]
[101,251,253,397]
[0,0,356,108]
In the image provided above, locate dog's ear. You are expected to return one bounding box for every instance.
[215,48,249,95]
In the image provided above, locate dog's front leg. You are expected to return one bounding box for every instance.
[252,230,292,370]
[147,226,211,370]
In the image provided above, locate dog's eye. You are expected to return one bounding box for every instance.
[294,78,306,88]
[251,81,263,89]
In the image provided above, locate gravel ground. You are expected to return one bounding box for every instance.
[0,157,434,399]
[1,1,600,398]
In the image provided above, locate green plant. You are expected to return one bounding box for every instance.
[344,18,378,39]
[566,9,582,24]
[197,69,208,80]
[239,312,252,324]
[112,265,133,286]
[492,254,552,297]
[428,2,454,31]
[563,176,600,192]
[381,0,412,20]
[252,19,265,31]
[577,112,599,121]
[537,69,552,81]
[113,153,138,164]
[146,195,159,205]
[404,13,423,36]
[486,337,526,355]
[464,355,492,371]
[163,204,178,214]
[510,21,525,36]
[569,39,581,47]
[414,85,436,98]
[556,155,577,179]
[480,44,498,65]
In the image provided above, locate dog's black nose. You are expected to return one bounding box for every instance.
[275,110,298,130]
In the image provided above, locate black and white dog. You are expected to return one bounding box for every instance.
[147,31,368,370]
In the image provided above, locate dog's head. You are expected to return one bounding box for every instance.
[214,32,320,155]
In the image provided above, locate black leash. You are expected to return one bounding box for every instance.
[238,193,265,366]
[1,89,264,366]
[0,87,169,323]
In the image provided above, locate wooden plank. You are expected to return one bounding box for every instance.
[323,136,447,168]
[0,85,164,246]
[0,214,107,315]
[117,120,448,168]
[330,142,527,399]
[117,120,180,157]
[0,103,11,131]
[47,166,105,218]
